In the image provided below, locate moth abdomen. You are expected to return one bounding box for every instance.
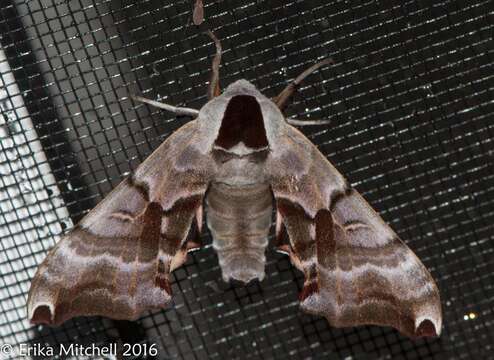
[206,182,273,283]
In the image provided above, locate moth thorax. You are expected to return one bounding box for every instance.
[214,95,269,151]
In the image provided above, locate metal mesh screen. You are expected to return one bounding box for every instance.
[1,0,493,359]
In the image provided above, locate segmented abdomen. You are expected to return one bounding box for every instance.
[206,182,273,283]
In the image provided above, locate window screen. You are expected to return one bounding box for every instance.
[0,0,493,359]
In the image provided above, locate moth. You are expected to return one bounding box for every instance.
[28,31,442,338]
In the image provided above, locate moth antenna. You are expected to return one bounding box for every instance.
[193,0,204,25]
[274,58,334,111]
[286,118,331,127]
[130,95,199,117]
[206,30,222,99]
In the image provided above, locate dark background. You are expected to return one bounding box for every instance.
[0,0,493,359]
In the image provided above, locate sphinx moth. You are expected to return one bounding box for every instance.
[28,31,442,338]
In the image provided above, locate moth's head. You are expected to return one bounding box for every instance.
[197,80,286,153]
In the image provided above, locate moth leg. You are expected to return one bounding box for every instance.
[274,58,334,111]
[206,30,222,99]
[131,95,199,117]
[286,118,331,126]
